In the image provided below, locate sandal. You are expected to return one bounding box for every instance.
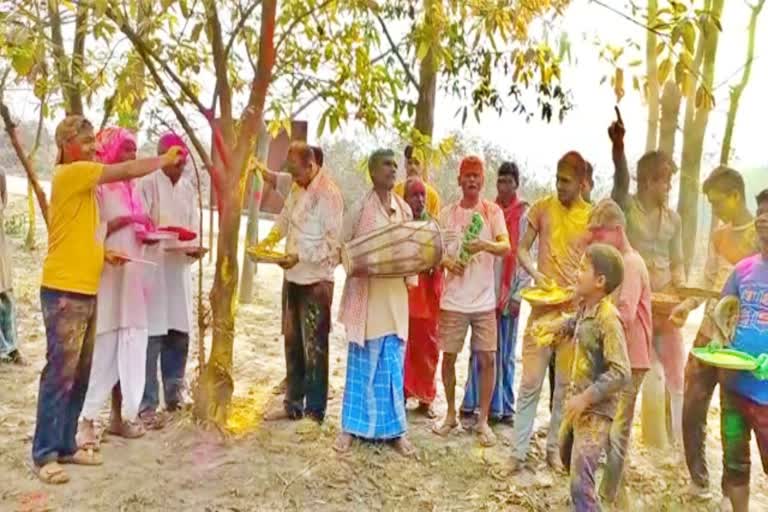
[107,420,146,439]
[35,461,70,484]
[432,419,461,437]
[58,449,103,466]
[333,433,353,453]
[475,424,497,447]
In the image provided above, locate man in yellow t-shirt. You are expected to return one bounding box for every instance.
[32,115,183,485]
[510,151,593,473]
[393,145,441,217]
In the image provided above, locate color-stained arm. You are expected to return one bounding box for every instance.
[583,309,631,406]
[99,147,182,185]
[670,214,686,288]
[608,120,630,210]
[518,221,547,286]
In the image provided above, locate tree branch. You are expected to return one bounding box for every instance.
[0,99,50,225]
[224,0,263,59]
[274,0,334,53]
[70,0,87,114]
[375,13,419,89]
[289,47,395,118]
[134,37,214,173]
[107,7,210,117]
[233,0,277,171]
[204,0,233,126]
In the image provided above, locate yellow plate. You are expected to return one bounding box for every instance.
[247,248,285,264]
[521,286,573,306]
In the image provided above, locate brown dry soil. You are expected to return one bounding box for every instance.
[0,197,766,512]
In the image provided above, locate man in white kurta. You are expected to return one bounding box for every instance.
[138,133,201,425]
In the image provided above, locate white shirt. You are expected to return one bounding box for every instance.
[95,181,150,334]
[139,170,198,336]
[275,169,343,285]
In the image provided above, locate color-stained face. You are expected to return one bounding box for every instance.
[404,184,426,218]
[116,139,137,164]
[458,169,484,199]
[497,174,518,201]
[405,156,423,178]
[587,224,622,250]
[159,143,187,180]
[707,189,742,224]
[285,150,315,188]
[757,199,768,244]
[556,164,581,206]
[642,167,672,207]
[64,126,97,162]
[371,156,398,190]
[576,254,605,298]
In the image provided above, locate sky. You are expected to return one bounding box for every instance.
[6,1,767,189]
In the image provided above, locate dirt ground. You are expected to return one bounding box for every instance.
[0,196,766,512]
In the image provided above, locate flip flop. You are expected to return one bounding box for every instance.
[475,424,497,447]
[139,411,167,430]
[58,449,103,466]
[35,461,70,484]
[431,420,461,437]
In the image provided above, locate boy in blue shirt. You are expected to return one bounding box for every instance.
[719,188,768,512]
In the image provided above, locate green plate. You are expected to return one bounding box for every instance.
[691,347,758,371]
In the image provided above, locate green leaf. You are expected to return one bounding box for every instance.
[681,21,696,53]
[658,58,672,84]
[191,22,203,41]
[11,52,34,77]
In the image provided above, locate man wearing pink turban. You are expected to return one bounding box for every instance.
[78,127,155,446]
[138,132,203,426]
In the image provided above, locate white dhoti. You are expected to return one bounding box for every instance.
[82,328,148,421]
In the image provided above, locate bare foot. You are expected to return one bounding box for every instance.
[263,405,290,421]
[333,433,353,453]
[546,451,565,474]
[76,419,99,450]
[432,416,460,437]
[392,436,416,457]
[416,402,437,419]
[107,420,145,439]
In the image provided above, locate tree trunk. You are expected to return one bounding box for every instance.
[658,81,681,156]
[645,0,660,152]
[677,0,723,275]
[194,0,277,424]
[239,124,269,304]
[413,0,439,178]
[720,0,764,165]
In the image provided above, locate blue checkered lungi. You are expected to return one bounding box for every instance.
[341,334,407,440]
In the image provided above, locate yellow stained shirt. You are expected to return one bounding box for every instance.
[393,180,441,218]
[42,161,105,295]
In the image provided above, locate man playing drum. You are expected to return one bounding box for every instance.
[256,141,343,423]
[433,156,510,447]
[335,149,415,456]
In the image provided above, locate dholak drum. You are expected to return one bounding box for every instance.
[341,219,444,277]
